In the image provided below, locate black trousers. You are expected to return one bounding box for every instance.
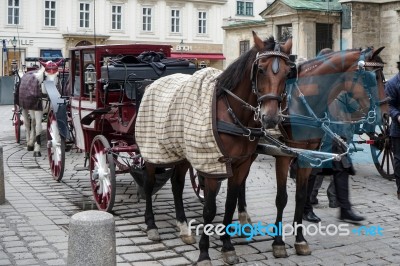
[392,137,400,193]
[304,170,351,213]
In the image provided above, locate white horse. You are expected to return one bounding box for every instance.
[18,59,62,157]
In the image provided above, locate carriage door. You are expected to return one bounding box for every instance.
[70,50,85,151]
[316,23,333,55]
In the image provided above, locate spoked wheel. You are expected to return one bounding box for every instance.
[89,135,116,212]
[46,110,65,181]
[369,115,394,180]
[189,166,221,202]
[12,105,22,143]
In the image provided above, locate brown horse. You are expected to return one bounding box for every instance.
[135,31,293,265]
[237,47,386,258]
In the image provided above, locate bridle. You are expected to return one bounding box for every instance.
[347,48,386,124]
[221,44,293,119]
[251,43,294,104]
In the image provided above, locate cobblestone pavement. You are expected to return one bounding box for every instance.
[1,104,400,266]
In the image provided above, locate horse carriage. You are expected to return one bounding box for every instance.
[12,31,393,264]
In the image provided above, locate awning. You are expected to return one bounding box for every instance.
[170,52,225,60]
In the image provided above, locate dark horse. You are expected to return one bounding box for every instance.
[135,31,293,265]
[238,46,386,258]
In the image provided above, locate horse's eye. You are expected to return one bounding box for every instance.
[258,66,266,74]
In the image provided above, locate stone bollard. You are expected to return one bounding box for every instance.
[0,147,5,204]
[67,210,116,266]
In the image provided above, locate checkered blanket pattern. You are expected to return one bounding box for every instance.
[135,67,230,176]
[18,71,42,111]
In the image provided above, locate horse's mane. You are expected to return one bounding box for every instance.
[298,48,362,69]
[215,36,276,96]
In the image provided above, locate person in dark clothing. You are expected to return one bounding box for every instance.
[384,61,400,199]
[302,91,365,223]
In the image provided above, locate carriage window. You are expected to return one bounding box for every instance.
[73,51,81,96]
[79,2,90,28]
[44,0,56,27]
[8,0,20,25]
[111,5,122,30]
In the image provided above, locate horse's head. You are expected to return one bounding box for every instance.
[335,47,386,125]
[39,58,63,81]
[252,31,293,129]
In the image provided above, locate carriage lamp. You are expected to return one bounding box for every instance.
[84,64,96,103]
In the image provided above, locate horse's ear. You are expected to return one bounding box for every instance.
[372,46,385,58]
[281,38,292,54]
[55,58,64,66]
[252,31,264,51]
[39,59,47,67]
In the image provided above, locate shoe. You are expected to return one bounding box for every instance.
[397,192,400,200]
[329,200,339,208]
[340,209,365,223]
[303,211,321,223]
[310,197,318,205]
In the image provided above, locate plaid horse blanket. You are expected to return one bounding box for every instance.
[18,71,43,111]
[135,67,231,178]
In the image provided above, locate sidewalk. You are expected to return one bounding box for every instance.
[0,104,400,265]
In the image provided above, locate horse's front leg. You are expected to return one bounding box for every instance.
[293,165,313,256]
[144,163,159,241]
[33,110,43,157]
[171,161,195,244]
[21,109,32,150]
[237,154,257,229]
[272,155,291,258]
[220,168,249,265]
[197,177,219,266]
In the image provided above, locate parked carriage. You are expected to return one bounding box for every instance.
[43,43,200,211]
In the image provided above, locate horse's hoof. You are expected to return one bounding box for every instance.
[33,151,41,157]
[196,260,212,266]
[294,241,311,255]
[238,211,252,224]
[147,229,160,241]
[272,245,288,258]
[222,250,239,265]
[27,146,34,151]
[180,234,196,244]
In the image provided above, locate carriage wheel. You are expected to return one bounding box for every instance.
[12,105,21,143]
[369,115,394,180]
[189,166,221,202]
[89,135,116,212]
[46,110,65,181]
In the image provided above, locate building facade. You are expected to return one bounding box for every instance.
[223,0,400,77]
[0,0,268,75]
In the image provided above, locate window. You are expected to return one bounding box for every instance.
[142,7,152,32]
[111,5,122,30]
[237,1,253,16]
[79,3,90,28]
[171,9,180,33]
[277,24,292,43]
[40,49,63,59]
[198,11,207,34]
[239,40,250,55]
[44,0,56,27]
[8,0,20,25]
